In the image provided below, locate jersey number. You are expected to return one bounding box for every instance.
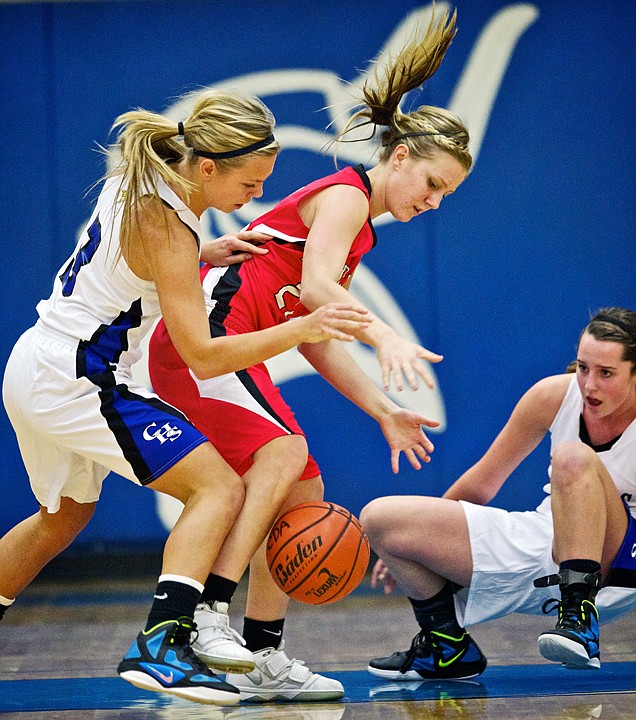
[275,283,302,319]
[59,217,102,296]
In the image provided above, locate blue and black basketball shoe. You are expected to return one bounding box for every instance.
[367,627,487,680]
[118,617,241,705]
[537,598,600,669]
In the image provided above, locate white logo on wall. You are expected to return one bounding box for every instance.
[125,3,539,529]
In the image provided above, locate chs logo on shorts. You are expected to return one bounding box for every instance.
[143,422,183,444]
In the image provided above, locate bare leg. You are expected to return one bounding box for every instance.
[550,441,628,575]
[210,435,309,582]
[245,475,325,621]
[0,496,95,598]
[360,496,473,600]
[148,441,245,583]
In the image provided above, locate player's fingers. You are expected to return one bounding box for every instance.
[230,240,269,255]
[235,230,272,243]
[390,360,404,392]
[404,448,422,471]
[390,448,400,474]
[413,444,432,463]
[418,349,444,364]
[401,363,420,391]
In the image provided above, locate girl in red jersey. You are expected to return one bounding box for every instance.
[149,8,472,702]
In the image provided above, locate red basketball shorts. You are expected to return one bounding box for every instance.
[149,348,320,482]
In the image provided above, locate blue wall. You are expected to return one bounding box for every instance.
[1,1,634,548]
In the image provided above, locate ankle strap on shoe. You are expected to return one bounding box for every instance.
[534,568,602,590]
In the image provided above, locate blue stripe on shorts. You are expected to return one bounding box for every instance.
[98,382,208,484]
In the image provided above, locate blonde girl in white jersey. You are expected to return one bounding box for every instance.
[362,307,636,680]
[0,89,369,707]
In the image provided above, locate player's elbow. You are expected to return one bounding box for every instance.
[299,280,330,311]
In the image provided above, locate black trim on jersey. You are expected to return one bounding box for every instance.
[235,368,297,435]
[579,414,622,452]
[268,236,306,250]
[207,264,243,329]
[160,199,200,250]
[199,267,297,434]
[351,164,378,248]
[76,299,143,386]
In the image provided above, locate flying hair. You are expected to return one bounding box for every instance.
[336,6,471,172]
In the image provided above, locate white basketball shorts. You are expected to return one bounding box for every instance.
[2,325,207,512]
[455,499,636,627]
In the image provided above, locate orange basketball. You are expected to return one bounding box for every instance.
[266,501,370,605]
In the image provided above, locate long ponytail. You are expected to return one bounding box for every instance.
[338,8,471,171]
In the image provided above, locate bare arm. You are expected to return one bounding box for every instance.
[299,339,439,473]
[136,203,370,379]
[443,374,571,504]
[299,185,443,392]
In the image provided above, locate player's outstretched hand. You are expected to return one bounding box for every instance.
[299,303,370,344]
[200,230,272,266]
[375,335,443,392]
[379,406,439,474]
[371,559,397,594]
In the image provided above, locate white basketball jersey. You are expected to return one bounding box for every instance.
[36,175,200,373]
[547,374,636,514]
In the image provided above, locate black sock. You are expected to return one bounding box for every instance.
[408,581,462,634]
[243,617,285,652]
[145,580,201,631]
[201,574,238,605]
[559,559,602,604]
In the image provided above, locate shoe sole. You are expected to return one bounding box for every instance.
[367,665,424,681]
[367,664,483,681]
[234,689,345,703]
[195,652,256,673]
[537,635,601,669]
[119,670,240,705]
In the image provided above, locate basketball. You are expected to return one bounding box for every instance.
[266,501,370,605]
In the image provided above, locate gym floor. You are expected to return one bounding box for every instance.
[1,559,635,719]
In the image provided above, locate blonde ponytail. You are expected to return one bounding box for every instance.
[338,7,472,172]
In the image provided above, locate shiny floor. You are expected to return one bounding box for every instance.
[1,565,635,719]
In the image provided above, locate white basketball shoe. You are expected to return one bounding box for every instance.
[192,601,256,673]
[225,641,345,702]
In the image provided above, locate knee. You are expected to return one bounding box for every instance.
[281,435,309,481]
[195,468,246,515]
[39,500,95,551]
[360,497,396,547]
[551,441,598,489]
[252,435,309,491]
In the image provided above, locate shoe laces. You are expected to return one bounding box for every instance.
[169,617,197,646]
[400,629,433,673]
[167,618,210,672]
[199,602,247,646]
[541,597,593,632]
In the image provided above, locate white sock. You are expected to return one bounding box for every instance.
[158,574,204,595]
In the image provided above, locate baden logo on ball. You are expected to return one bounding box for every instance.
[266,501,370,605]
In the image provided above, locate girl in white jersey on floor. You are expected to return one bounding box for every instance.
[0,89,369,707]
[361,307,636,680]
